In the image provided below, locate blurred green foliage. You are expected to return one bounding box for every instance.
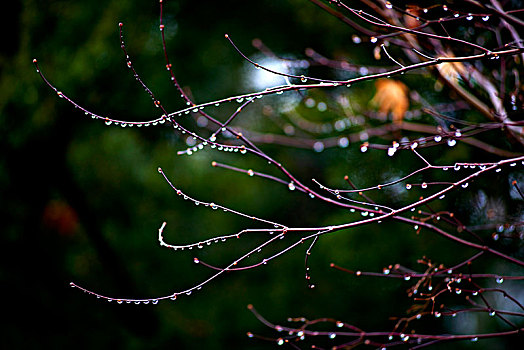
[1,0,522,349]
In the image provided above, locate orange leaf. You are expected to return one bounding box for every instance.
[371,79,409,124]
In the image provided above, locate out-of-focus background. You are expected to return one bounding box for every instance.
[1,0,522,349]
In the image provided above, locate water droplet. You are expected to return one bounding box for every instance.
[383,268,390,275]
[105,120,112,126]
[313,142,324,152]
[300,75,307,83]
[434,312,441,318]
[466,14,473,20]
[288,182,296,191]
[496,277,504,284]
[406,184,412,190]
[277,338,284,345]
[461,182,468,188]
[247,169,254,177]
[471,337,478,342]
[482,15,489,21]
[370,36,378,43]
[404,275,411,281]
[421,182,428,189]
[489,310,496,316]
[210,202,218,210]
[385,1,393,9]
[329,333,336,339]
[387,147,396,156]
[434,135,442,142]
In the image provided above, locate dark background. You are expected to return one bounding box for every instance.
[1,0,522,349]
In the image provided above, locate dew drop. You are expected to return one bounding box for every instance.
[313,141,324,152]
[406,184,412,190]
[461,182,468,188]
[247,169,254,177]
[385,1,393,9]
[496,277,504,284]
[482,15,489,21]
[466,14,473,20]
[447,139,457,147]
[434,312,441,318]
[421,182,428,189]
[471,337,478,342]
[387,147,396,156]
[300,75,307,83]
[288,182,296,191]
[434,135,442,142]
[370,36,378,43]
[277,338,284,345]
